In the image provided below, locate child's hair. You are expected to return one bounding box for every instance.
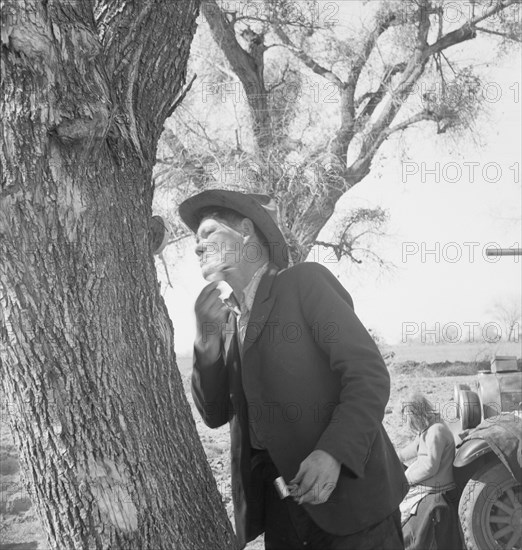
[402,392,438,434]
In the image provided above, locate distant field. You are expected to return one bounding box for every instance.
[176,354,193,376]
[178,342,521,373]
[388,341,521,363]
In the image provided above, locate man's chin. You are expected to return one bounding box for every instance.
[202,267,226,282]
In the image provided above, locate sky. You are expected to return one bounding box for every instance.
[157,5,522,355]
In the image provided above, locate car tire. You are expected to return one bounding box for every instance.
[454,384,471,419]
[459,461,522,550]
[459,390,481,430]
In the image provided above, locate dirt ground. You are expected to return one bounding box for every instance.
[0,347,510,549]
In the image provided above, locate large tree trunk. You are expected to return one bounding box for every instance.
[0,1,238,548]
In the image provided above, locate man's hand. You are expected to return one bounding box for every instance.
[289,450,341,505]
[194,282,229,364]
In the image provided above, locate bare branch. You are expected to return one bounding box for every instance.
[233,15,270,25]
[202,0,258,81]
[315,240,363,263]
[271,25,343,86]
[175,107,219,150]
[351,11,398,83]
[355,91,374,109]
[417,0,432,48]
[378,110,438,143]
[165,73,197,119]
[267,61,291,92]
[428,0,518,55]
[191,51,236,79]
[233,12,330,32]
[350,247,389,268]
[167,232,192,246]
[475,25,522,42]
[440,52,457,74]
[158,252,173,288]
[202,0,274,150]
[356,62,407,120]
[347,106,437,183]
[348,0,517,183]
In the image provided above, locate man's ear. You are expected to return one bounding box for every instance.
[240,218,256,240]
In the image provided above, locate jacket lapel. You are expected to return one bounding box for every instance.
[223,312,236,360]
[242,263,280,358]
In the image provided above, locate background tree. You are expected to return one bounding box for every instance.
[0,1,237,548]
[157,0,519,263]
[490,297,522,342]
[315,206,391,266]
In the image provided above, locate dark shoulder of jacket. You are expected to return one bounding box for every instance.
[275,262,354,307]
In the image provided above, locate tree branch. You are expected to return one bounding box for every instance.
[356,62,407,120]
[417,0,432,48]
[351,11,397,83]
[348,0,517,184]
[390,111,438,134]
[374,110,438,149]
[176,106,220,151]
[266,62,291,92]
[275,7,401,197]
[355,91,374,109]
[233,15,270,25]
[167,233,192,246]
[475,25,522,42]
[271,25,343,86]
[165,73,197,119]
[202,0,259,86]
[202,0,273,150]
[428,0,518,55]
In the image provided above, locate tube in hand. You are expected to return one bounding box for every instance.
[274,476,290,499]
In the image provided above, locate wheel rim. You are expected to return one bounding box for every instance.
[482,481,522,549]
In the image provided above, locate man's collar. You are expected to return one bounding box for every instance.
[222,262,280,316]
[240,262,269,314]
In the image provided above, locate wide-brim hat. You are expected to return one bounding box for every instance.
[179,189,289,269]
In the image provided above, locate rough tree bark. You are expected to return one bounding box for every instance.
[0,1,238,548]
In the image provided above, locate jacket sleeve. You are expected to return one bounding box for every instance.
[296,263,390,478]
[191,348,230,429]
[405,425,446,485]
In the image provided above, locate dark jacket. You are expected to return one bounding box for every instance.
[192,262,407,547]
